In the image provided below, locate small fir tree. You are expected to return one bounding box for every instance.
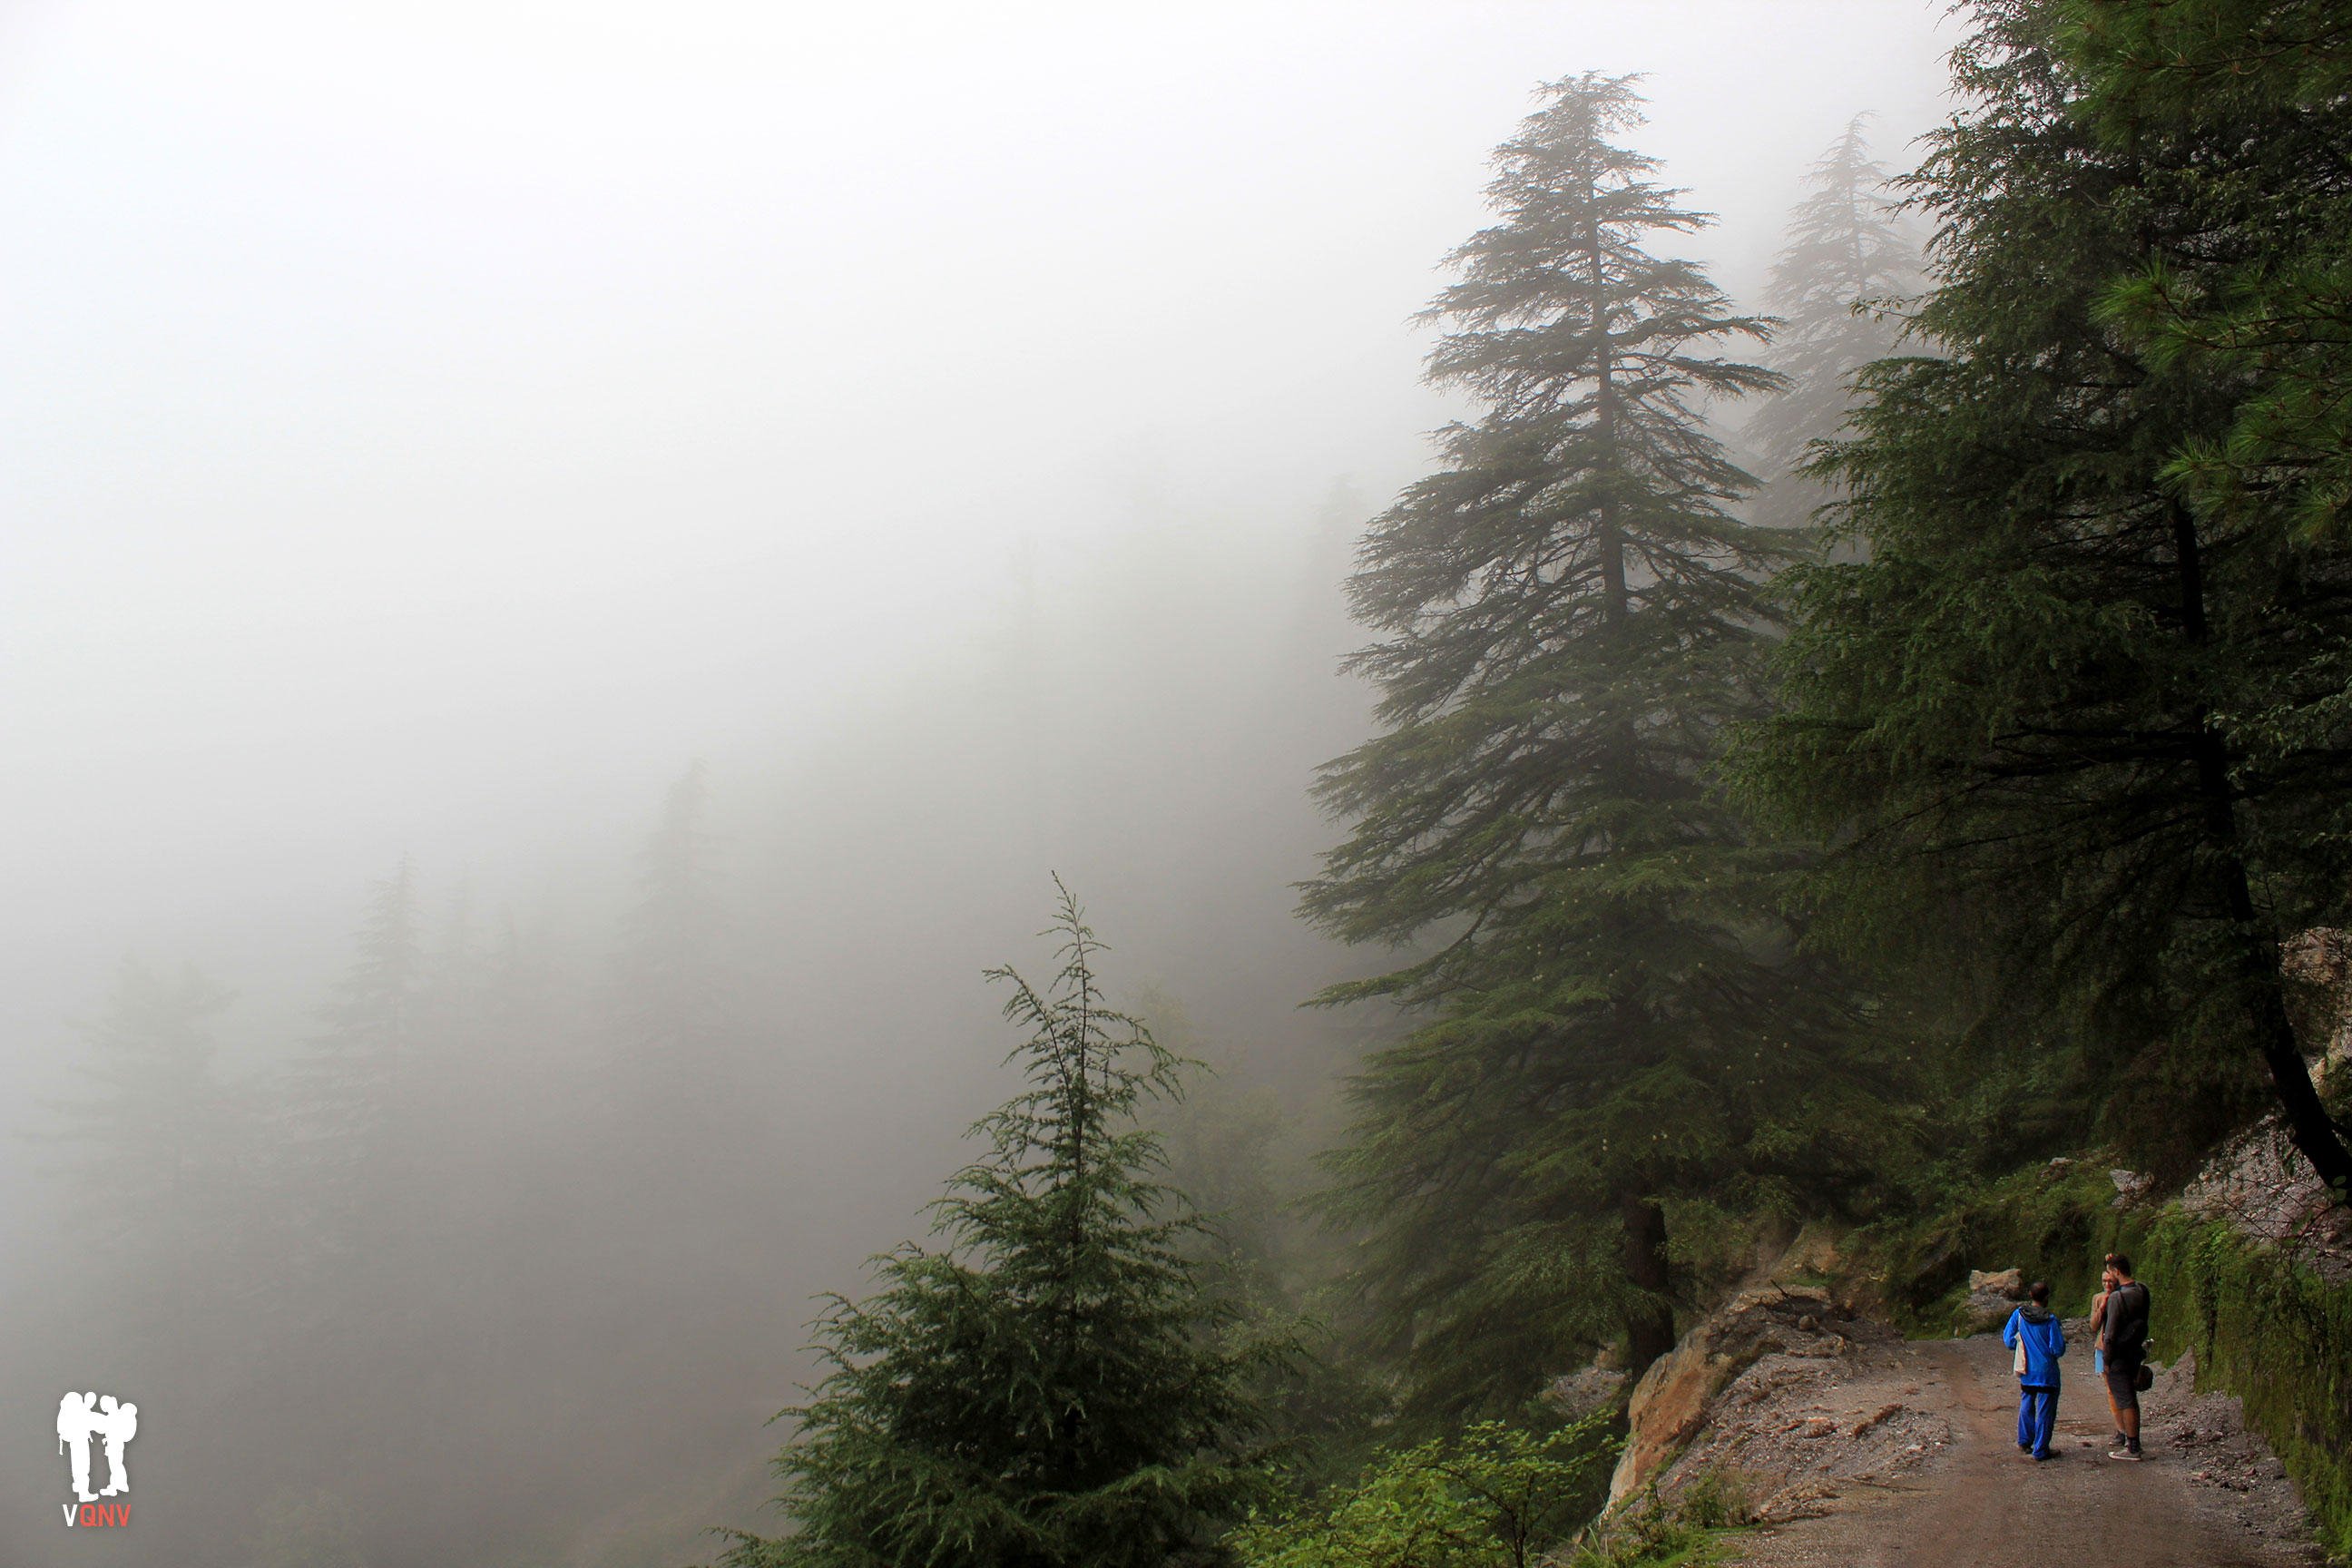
[1302,74,1900,1416]
[718,883,1279,1568]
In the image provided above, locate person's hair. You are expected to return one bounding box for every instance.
[2106,1253,2133,1278]
[2029,1279,2050,1304]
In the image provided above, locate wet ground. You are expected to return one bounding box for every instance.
[1718,1330,2323,1568]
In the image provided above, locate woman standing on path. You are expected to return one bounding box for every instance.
[2004,1279,2068,1460]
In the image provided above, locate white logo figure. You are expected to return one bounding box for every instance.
[55,1391,136,1503]
[95,1396,137,1497]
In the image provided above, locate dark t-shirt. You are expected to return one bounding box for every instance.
[2103,1281,2151,1365]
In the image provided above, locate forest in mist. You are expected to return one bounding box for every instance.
[14,1,2352,1565]
[5,495,1381,1563]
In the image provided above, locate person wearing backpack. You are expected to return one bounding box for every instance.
[2101,1254,2151,1460]
[2003,1279,2067,1460]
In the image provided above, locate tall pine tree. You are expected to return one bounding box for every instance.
[1302,74,1896,1415]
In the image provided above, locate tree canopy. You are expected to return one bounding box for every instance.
[1733,0,2352,1194]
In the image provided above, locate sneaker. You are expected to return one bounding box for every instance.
[2110,1448,2142,1462]
[2035,1451,2062,1461]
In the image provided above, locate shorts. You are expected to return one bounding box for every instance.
[2103,1360,2142,1410]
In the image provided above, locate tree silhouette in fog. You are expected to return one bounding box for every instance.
[284,858,425,1274]
[612,760,757,1170]
[1746,115,1918,530]
[43,956,247,1291]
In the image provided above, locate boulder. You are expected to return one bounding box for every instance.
[1607,1282,1837,1505]
[1966,1268,2024,1298]
[1954,1289,2017,1336]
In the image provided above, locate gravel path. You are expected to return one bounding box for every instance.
[1717,1331,2322,1568]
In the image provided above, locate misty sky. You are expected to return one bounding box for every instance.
[0,0,1958,1234]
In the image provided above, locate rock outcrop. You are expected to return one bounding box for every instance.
[2178,1118,2352,1287]
[1606,1280,1849,1505]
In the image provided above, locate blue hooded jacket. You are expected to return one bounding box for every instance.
[2004,1305,2067,1386]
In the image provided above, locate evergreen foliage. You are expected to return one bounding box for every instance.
[1301,73,1903,1418]
[1730,0,2352,1195]
[718,884,1279,1568]
[2067,0,2352,540]
[1745,118,1919,530]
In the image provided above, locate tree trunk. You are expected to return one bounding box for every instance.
[2172,503,2352,1200]
[1621,1191,1677,1381]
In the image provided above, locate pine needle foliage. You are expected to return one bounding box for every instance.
[1301,74,1907,1419]
[1730,0,2352,1195]
[718,882,1281,1568]
[2066,0,2352,539]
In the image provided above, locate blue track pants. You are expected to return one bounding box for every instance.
[2016,1384,2058,1456]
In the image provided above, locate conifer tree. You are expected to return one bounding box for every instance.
[611,761,750,1163]
[1302,74,1896,1414]
[1732,0,2352,1194]
[719,884,1276,1568]
[285,858,426,1263]
[1746,118,1918,530]
[44,957,245,1278]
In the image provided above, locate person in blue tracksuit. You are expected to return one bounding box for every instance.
[2004,1279,2068,1460]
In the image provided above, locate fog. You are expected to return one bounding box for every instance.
[1,5,1955,1563]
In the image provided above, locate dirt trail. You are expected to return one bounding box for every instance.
[1720,1332,2321,1568]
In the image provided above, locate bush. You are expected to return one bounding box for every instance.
[1231,1416,1617,1568]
